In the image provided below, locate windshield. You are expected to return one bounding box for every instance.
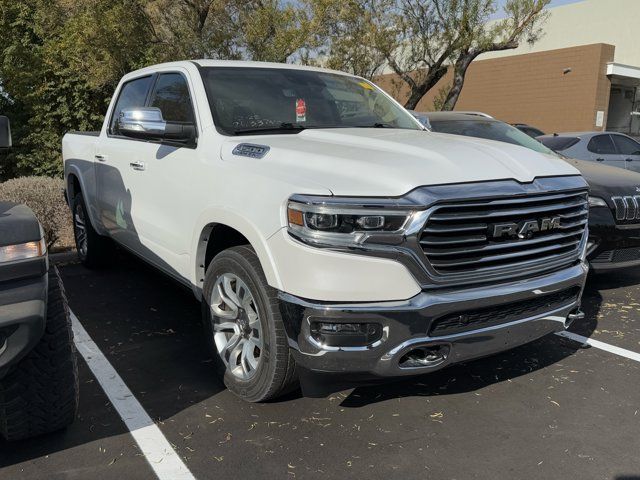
[200,67,421,135]
[429,119,557,156]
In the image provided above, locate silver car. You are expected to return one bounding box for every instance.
[538,131,640,172]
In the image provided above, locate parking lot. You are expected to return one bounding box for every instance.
[2,253,640,480]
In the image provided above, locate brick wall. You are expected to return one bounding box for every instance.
[376,43,616,134]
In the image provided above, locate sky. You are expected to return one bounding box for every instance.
[492,0,584,18]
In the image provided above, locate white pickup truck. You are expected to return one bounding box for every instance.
[63,60,589,400]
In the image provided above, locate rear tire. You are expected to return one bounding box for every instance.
[0,267,80,441]
[72,192,113,268]
[202,245,297,402]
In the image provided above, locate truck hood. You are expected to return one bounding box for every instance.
[222,128,580,196]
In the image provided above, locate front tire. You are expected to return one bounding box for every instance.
[202,246,297,402]
[72,192,113,268]
[0,267,80,441]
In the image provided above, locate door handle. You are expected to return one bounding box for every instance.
[626,158,633,162]
[596,158,604,162]
[129,161,146,171]
[95,154,107,162]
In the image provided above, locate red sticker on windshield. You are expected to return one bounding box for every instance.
[296,99,306,122]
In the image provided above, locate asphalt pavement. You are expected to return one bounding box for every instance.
[2,253,640,480]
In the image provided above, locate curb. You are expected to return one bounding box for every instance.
[50,250,79,265]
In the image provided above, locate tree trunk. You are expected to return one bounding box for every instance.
[441,52,476,111]
[403,65,448,110]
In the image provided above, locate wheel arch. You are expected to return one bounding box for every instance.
[192,213,282,299]
[64,164,104,235]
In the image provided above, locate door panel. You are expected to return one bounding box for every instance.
[113,71,200,280]
[96,75,153,247]
[612,134,640,173]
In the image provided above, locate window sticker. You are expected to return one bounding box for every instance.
[358,81,374,91]
[296,98,307,122]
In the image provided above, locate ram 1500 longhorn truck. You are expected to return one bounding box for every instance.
[63,61,589,400]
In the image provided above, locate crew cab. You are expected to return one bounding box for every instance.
[63,61,589,400]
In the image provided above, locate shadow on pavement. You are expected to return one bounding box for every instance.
[3,252,619,463]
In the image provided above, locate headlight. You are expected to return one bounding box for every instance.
[287,199,415,247]
[588,196,607,208]
[0,238,46,263]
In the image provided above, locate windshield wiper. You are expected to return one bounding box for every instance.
[233,122,308,135]
[355,123,396,128]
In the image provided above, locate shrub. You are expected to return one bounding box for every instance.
[0,176,73,250]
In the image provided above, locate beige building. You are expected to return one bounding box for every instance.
[378,0,640,136]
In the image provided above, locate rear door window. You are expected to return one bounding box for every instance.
[587,135,616,154]
[612,134,640,155]
[149,73,195,123]
[109,76,153,133]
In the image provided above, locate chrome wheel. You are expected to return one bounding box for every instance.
[210,273,263,380]
[74,203,88,257]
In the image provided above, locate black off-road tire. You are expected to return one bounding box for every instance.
[0,267,79,441]
[202,245,298,402]
[72,192,113,268]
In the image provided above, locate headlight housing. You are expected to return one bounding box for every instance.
[287,198,416,248]
[0,238,46,263]
[588,196,608,208]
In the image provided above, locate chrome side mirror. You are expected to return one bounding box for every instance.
[116,108,196,144]
[0,116,12,149]
[116,108,166,139]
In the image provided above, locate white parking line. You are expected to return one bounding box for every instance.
[70,311,197,480]
[556,331,640,363]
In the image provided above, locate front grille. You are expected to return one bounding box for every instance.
[592,247,640,264]
[429,287,581,337]
[611,196,640,224]
[419,190,588,282]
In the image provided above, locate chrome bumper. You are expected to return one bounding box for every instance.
[280,262,588,378]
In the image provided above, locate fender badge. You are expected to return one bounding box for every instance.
[232,143,270,159]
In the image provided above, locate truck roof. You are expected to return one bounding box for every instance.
[123,60,356,81]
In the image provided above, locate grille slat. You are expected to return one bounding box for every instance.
[424,231,584,257]
[429,241,581,269]
[429,197,587,222]
[420,190,588,279]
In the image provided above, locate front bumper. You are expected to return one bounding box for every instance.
[0,257,48,377]
[280,262,587,387]
[587,207,640,271]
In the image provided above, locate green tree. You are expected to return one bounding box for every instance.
[0,0,159,178]
[318,0,387,79]
[370,0,462,110]
[441,0,550,110]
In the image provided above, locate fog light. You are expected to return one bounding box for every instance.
[310,321,382,348]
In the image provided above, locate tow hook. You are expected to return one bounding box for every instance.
[565,309,585,328]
